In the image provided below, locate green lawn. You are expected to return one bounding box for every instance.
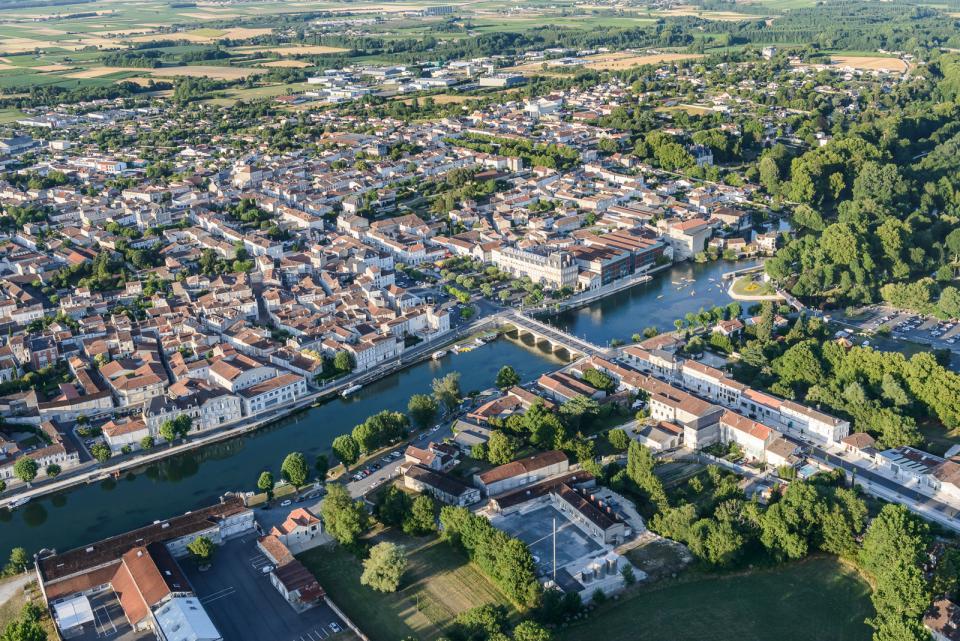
[557,557,873,641]
[731,276,777,297]
[299,535,519,641]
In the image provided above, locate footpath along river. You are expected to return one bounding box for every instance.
[0,259,749,556]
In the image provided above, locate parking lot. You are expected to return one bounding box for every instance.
[183,536,347,641]
[850,306,960,350]
[490,503,606,577]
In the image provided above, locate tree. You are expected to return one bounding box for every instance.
[487,431,516,465]
[13,458,37,484]
[44,464,61,478]
[140,436,155,450]
[90,443,111,464]
[332,434,360,466]
[159,420,177,444]
[257,471,274,498]
[626,441,667,509]
[281,452,310,487]
[513,621,552,641]
[452,604,507,640]
[7,548,28,574]
[376,485,412,527]
[403,495,437,536]
[608,429,631,451]
[0,617,46,641]
[353,411,408,452]
[408,394,438,429]
[860,504,931,637]
[321,484,368,546]
[333,350,355,373]
[581,368,615,393]
[360,542,407,593]
[432,372,462,413]
[187,536,215,566]
[496,365,521,389]
[315,454,329,480]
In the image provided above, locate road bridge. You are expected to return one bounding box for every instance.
[501,312,609,359]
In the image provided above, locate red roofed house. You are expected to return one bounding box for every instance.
[268,507,324,553]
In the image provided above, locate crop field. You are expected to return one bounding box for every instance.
[652,6,762,20]
[234,45,349,56]
[125,26,274,44]
[831,55,909,73]
[581,51,704,70]
[507,51,702,75]
[260,60,315,68]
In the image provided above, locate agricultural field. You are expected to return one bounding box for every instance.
[233,44,349,56]
[299,534,520,641]
[651,6,763,21]
[507,51,702,76]
[830,55,910,73]
[557,557,873,641]
[580,51,703,71]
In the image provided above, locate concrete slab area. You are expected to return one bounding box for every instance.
[491,503,605,576]
[183,536,346,641]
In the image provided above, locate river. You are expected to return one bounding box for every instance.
[548,258,761,346]
[0,258,746,557]
[0,338,565,556]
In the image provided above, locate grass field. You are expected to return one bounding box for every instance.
[557,557,873,641]
[731,276,777,297]
[299,535,519,641]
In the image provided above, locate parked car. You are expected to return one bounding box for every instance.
[329,623,342,633]
[280,499,292,507]
[261,565,274,574]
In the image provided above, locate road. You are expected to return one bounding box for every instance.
[811,446,960,531]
